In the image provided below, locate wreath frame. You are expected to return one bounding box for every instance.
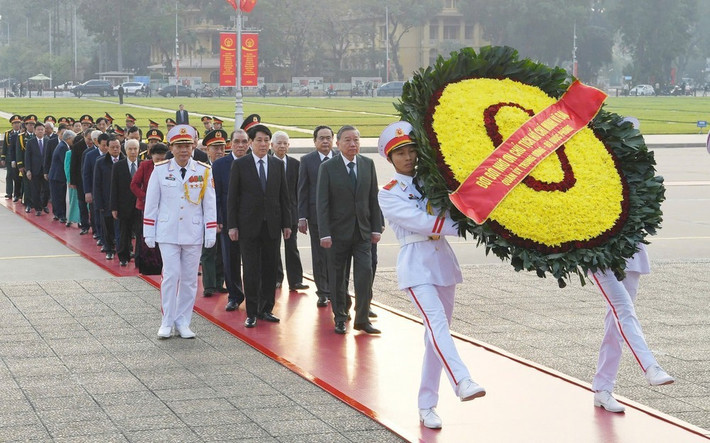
[395,46,665,286]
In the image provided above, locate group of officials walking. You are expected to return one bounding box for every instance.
[2,110,675,430]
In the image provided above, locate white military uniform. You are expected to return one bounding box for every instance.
[144,157,217,331]
[591,243,657,392]
[378,172,472,409]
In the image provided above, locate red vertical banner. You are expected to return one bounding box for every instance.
[241,33,259,87]
[219,33,237,87]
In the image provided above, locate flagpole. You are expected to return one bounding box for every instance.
[234,5,244,130]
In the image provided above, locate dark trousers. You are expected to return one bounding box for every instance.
[92,202,102,239]
[21,174,32,207]
[29,175,48,210]
[101,212,116,253]
[328,231,372,325]
[201,237,224,291]
[240,222,279,317]
[49,179,67,219]
[77,185,89,228]
[276,223,304,287]
[308,222,330,298]
[221,231,245,304]
[117,208,140,262]
[5,165,20,197]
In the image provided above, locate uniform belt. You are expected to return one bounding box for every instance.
[399,234,440,246]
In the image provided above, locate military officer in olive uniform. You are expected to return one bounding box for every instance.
[143,124,217,339]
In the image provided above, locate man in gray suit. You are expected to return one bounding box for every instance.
[317,125,382,335]
[298,126,335,307]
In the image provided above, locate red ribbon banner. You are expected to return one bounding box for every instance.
[241,33,259,87]
[449,80,607,224]
[219,33,259,87]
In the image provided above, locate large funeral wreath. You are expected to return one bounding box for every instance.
[396,46,665,286]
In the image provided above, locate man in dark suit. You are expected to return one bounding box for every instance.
[271,131,309,291]
[213,129,248,312]
[227,116,291,328]
[111,139,141,266]
[45,124,69,222]
[94,136,124,260]
[69,128,93,234]
[83,131,105,244]
[317,125,382,335]
[24,121,50,216]
[176,104,189,125]
[298,125,335,307]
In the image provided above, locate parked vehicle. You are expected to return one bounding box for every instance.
[157,85,198,98]
[377,81,405,97]
[628,84,655,96]
[71,80,114,97]
[299,85,311,97]
[114,82,146,95]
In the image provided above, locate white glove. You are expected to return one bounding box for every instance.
[204,237,216,249]
[145,237,156,249]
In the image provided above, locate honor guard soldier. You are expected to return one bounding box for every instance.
[16,114,38,211]
[165,118,177,132]
[142,129,163,161]
[212,117,223,130]
[148,119,160,129]
[143,124,217,339]
[201,116,213,132]
[104,112,115,130]
[125,113,136,129]
[377,122,485,430]
[79,114,94,131]
[44,115,56,125]
[2,114,23,200]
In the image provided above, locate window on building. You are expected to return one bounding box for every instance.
[445,0,457,9]
[443,19,460,40]
[429,21,439,41]
[465,23,475,40]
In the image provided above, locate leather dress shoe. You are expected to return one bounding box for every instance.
[97,239,103,246]
[456,378,486,401]
[25,206,31,213]
[59,218,66,224]
[244,316,257,328]
[157,326,172,339]
[353,322,380,334]
[203,289,214,297]
[419,407,443,429]
[53,216,59,221]
[119,260,128,267]
[100,247,108,253]
[316,295,328,307]
[13,196,19,202]
[368,309,378,318]
[334,321,346,334]
[225,300,239,311]
[93,233,99,239]
[259,312,280,322]
[80,228,90,235]
[106,252,114,260]
[175,324,196,339]
[645,364,674,386]
[43,207,49,213]
[593,391,625,413]
[290,282,309,291]
[35,210,42,216]
[65,221,72,227]
[215,287,228,293]
[4,194,10,199]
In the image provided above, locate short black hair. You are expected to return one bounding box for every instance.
[126,126,142,138]
[313,125,333,140]
[97,133,110,144]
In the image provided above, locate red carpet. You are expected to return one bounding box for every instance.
[4,197,707,442]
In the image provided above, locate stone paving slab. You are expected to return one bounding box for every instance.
[0,278,404,442]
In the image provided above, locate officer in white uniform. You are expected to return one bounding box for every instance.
[144,124,217,339]
[377,122,485,430]
[591,243,674,412]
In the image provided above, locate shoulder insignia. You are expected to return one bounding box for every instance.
[154,159,170,166]
[383,179,398,191]
[197,160,211,169]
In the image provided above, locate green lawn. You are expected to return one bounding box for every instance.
[0,94,708,137]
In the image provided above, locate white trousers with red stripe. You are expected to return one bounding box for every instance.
[591,270,658,392]
[159,243,202,329]
[407,284,471,409]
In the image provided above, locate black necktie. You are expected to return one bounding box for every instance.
[38,138,43,156]
[322,155,328,163]
[258,159,266,192]
[130,162,136,177]
[180,167,186,179]
[347,161,356,189]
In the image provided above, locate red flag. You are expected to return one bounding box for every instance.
[225,0,238,10]
[240,0,258,13]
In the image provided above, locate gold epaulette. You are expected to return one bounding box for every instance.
[154,159,170,166]
[196,160,211,169]
[383,179,398,190]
